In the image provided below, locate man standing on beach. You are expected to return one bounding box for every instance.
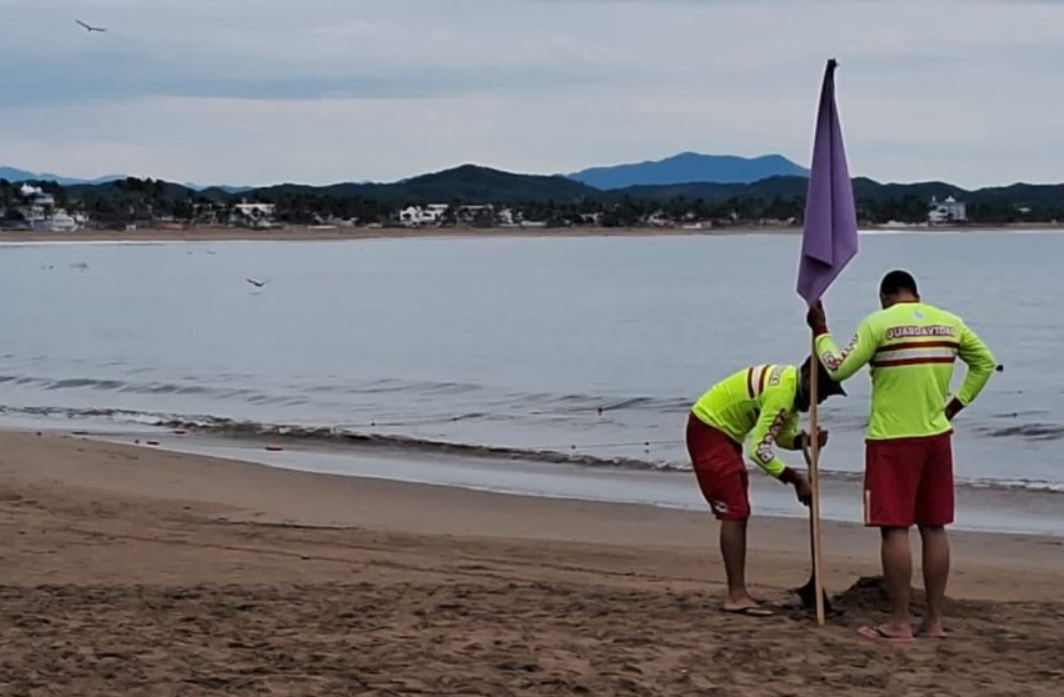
[687,358,845,616]
[808,270,997,641]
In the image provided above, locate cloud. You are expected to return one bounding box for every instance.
[1,0,1063,186]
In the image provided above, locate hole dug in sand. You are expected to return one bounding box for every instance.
[834,575,928,614]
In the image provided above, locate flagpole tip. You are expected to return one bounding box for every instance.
[828,58,838,70]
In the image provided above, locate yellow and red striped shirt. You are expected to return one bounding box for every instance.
[816,302,996,440]
[691,364,801,478]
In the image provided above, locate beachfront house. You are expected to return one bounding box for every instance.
[928,195,967,224]
[644,210,671,227]
[455,204,494,226]
[48,211,80,232]
[496,208,518,227]
[399,204,449,227]
[230,202,277,229]
[13,184,56,230]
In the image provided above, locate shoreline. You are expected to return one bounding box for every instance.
[2,417,1062,537]
[2,430,1062,695]
[2,430,1062,599]
[118,428,1064,537]
[3,222,1063,244]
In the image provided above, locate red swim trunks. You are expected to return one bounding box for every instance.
[686,414,750,521]
[864,432,954,528]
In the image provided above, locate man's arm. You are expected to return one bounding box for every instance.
[748,397,812,505]
[748,391,798,481]
[947,321,997,419]
[775,414,800,451]
[808,303,879,382]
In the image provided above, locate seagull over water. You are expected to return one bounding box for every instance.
[76,19,107,33]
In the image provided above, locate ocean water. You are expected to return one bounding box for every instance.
[0,232,1062,498]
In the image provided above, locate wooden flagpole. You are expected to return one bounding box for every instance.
[808,333,827,626]
[797,58,856,625]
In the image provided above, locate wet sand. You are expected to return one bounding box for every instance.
[1,431,1062,696]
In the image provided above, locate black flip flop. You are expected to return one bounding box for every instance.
[722,606,775,617]
[915,629,950,640]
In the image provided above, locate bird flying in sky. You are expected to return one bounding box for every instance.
[76,20,107,33]
[246,278,270,288]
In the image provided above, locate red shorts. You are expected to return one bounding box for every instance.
[865,432,954,528]
[686,415,750,521]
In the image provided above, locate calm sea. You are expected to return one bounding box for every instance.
[1,231,1061,498]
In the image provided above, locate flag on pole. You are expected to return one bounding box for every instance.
[797,59,859,306]
[796,58,858,627]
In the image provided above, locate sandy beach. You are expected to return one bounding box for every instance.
[0,431,1061,696]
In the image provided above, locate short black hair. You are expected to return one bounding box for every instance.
[880,270,918,297]
[801,356,846,396]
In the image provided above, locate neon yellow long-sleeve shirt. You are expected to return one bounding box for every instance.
[691,364,801,478]
[815,302,996,441]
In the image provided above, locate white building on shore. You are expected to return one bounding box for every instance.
[399,204,449,226]
[230,202,277,229]
[48,211,79,232]
[15,184,55,230]
[928,195,967,224]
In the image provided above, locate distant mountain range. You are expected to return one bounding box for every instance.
[567,153,809,190]
[208,167,1064,212]
[252,165,596,205]
[8,161,1064,229]
[0,166,126,188]
[4,152,808,194]
[6,157,1064,215]
[0,166,251,194]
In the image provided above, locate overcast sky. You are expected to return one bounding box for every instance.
[1,0,1061,187]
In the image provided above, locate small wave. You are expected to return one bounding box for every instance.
[0,373,298,405]
[2,404,1064,495]
[990,410,1052,419]
[305,379,483,397]
[2,403,1062,496]
[0,404,183,426]
[47,378,126,391]
[151,414,672,471]
[0,371,867,433]
[0,403,679,471]
[598,396,692,413]
[962,477,1064,494]
[126,418,1064,495]
[979,423,1064,441]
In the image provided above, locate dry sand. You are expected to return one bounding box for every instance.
[1,431,1062,696]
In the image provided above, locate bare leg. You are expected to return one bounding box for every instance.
[879,526,914,638]
[918,525,950,637]
[720,519,760,609]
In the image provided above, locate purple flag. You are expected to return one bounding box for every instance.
[796,59,859,306]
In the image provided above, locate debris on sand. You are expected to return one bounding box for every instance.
[834,576,926,613]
